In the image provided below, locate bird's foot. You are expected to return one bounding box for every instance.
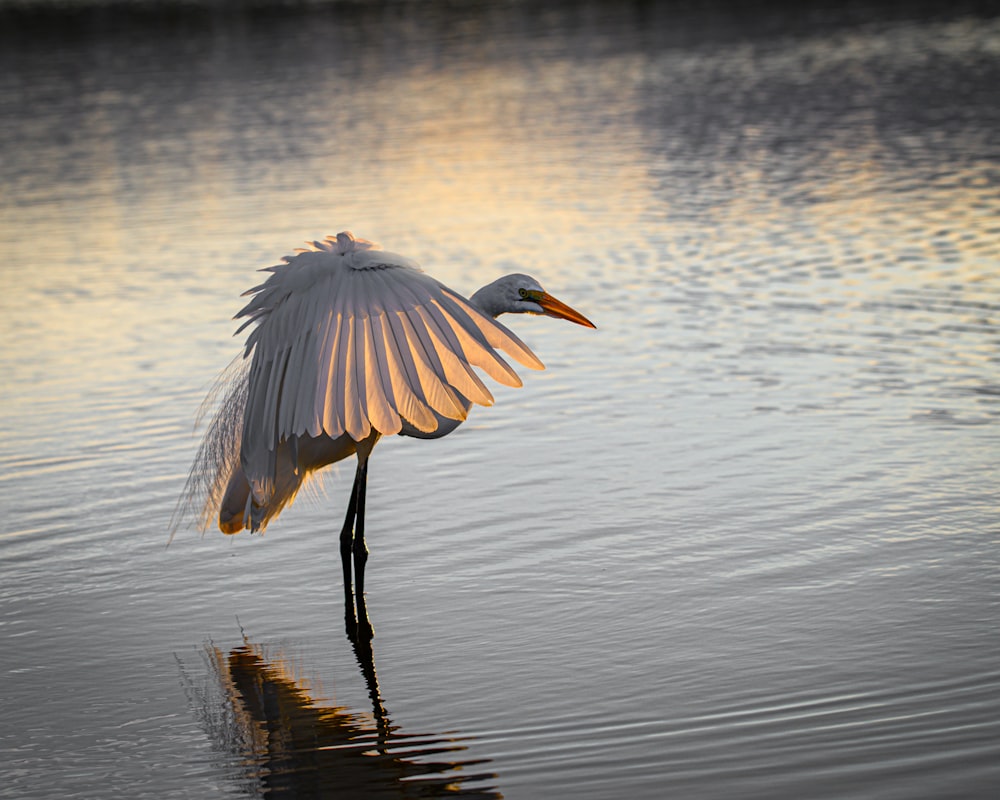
[345,616,358,642]
[345,606,374,643]
[357,615,375,642]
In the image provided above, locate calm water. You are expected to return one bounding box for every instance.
[2,1,999,797]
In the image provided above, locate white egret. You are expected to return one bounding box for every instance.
[177,231,595,638]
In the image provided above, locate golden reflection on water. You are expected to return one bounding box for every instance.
[185,639,501,799]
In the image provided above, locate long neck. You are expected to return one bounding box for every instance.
[468,279,505,318]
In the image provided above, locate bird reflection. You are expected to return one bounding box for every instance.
[185,636,502,799]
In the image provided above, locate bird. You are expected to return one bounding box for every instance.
[175,231,595,639]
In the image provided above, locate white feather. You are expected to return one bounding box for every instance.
[229,232,549,511]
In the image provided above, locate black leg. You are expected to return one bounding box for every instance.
[339,434,380,643]
[340,463,362,639]
[353,460,374,641]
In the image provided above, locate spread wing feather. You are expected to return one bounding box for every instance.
[234,233,543,505]
[441,287,544,371]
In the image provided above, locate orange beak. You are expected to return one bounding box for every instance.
[536,292,596,329]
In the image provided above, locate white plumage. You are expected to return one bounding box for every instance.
[173,230,594,638]
[233,232,545,510]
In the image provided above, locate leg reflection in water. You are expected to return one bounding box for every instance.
[182,635,501,799]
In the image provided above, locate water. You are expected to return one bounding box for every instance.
[2,1,998,797]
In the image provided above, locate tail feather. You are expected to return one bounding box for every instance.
[220,438,308,534]
[170,357,359,543]
[169,356,251,542]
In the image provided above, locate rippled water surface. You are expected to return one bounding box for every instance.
[2,1,999,797]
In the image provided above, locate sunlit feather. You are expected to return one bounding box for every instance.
[171,231,595,541]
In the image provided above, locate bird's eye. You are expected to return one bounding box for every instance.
[518,288,528,299]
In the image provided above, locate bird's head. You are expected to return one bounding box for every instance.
[471,273,596,328]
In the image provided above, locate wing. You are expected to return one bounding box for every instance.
[234,232,544,504]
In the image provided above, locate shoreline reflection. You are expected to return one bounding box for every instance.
[183,637,502,799]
